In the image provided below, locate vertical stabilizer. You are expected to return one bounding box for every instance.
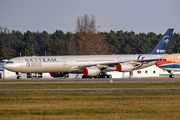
[148,28,174,54]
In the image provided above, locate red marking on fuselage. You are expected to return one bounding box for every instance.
[155,61,173,66]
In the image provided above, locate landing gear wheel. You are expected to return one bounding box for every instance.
[169,74,174,78]
[82,75,90,78]
[107,75,112,78]
[16,72,22,79]
[82,75,86,78]
[17,76,22,79]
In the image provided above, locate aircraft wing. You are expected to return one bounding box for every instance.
[76,58,159,70]
[130,58,159,65]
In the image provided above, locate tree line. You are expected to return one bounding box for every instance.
[0,14,180,59]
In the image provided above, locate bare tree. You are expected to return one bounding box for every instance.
[76,14,97,33]
[75,14,110,55]
[0,27,10,33]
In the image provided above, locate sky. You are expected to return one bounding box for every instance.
[0,0,180,34]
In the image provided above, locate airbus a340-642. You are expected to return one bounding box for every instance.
[4,29,174,79]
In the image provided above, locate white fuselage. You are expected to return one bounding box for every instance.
[4,54,165,73]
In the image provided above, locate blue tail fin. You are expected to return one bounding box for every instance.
[148,28,174,54]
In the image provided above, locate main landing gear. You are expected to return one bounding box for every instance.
[82,74,112,79]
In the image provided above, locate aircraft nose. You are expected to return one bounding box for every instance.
[155,61,163,67]
[155,61,172,67]
[3,64,11,70]
[3,63,19,72]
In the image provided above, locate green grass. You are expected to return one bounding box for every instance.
[0,82,180,89]
[0,91,180,120]
[0,82,180,119]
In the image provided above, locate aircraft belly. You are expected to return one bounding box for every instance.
[164,68,180,71]
[159,64,180,71]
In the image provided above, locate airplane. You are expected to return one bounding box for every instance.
[3,28,174,79]
[155,54,180,78]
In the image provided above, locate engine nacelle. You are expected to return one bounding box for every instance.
[116,63,134,72]
[83,67,100,76]
[49,72,67,78]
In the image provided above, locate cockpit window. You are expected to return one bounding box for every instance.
[159,58,166,61]
[6,61,14,63]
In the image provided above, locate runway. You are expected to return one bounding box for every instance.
[0,77,180,93]
[0,77,180,84]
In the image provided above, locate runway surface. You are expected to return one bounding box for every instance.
[1,77,180,84]
[0,77,180,92]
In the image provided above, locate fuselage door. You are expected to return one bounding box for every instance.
[171,56,176,63]
[88,58,91,65]
[19,59,23,66]
[148,56,152,60]
[62,58,67,65]
[117,57,122,62]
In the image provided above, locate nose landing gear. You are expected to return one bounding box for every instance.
[16,72,22,79]
[169,73,174,78]
[168,71,174,78]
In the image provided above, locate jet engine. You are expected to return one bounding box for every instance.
[49,72,68,78]
[83,67,100,76]
[116,63,134,72]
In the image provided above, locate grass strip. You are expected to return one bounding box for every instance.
[0,82,180,89]
[0,91,180,120]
